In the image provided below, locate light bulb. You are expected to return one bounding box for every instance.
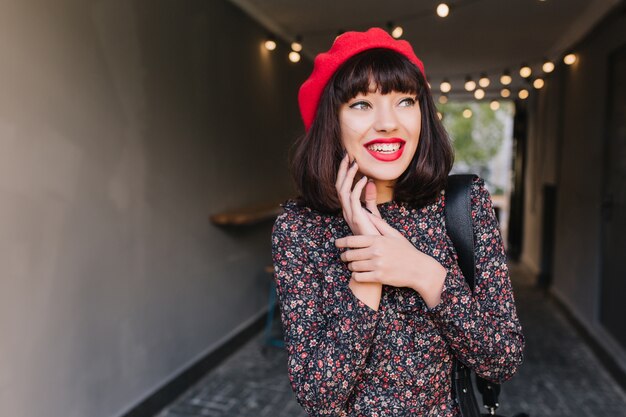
[564,53,577,65]
[439,95,448,104]
[490,100,500,111]
[501,88,511,98]
[474,89,485,100]
[519,64,532,78]
[437,3,450,17]
[464,77,476,92]
[289,51,301,63]
[542,60,555,73]
[264,39,277,51]
[291,42,302,52]
[440,80,452,93]
[479,74,490,88]
[462,109,472,119]
[533,78,545,89]
[518,89,529,99]
[391,25,403,39]
[500,71,512,85]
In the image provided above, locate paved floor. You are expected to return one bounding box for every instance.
[155,263,626,417]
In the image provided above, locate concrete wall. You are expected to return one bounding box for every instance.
[0,1,309,416]
[522,4,626,368]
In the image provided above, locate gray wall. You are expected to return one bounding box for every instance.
[521,5,626,368]
[0,1,309,416]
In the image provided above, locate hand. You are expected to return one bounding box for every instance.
[335,153,382,236]
[335,212,447,308]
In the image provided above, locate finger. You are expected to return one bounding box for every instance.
[335,235,375,248]
[334,152,350,190]
[350,175,368,214]
[351,271,379,282]
[340,247,372,262]
[364,180,382,218]
[338,159,359,218]
[347,260,374,272]
[366,212,404,237]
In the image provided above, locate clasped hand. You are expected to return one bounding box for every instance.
[334,153,446,307]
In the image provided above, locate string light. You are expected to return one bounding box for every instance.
[478,74,490,88]
[464,76,476,92]
[439,95,448,104]
[436,3,450,18]
[533,78,545,89]
[387,21,404,39]
[564,53,577,65]
[440,79,452,93]
[500,70,512,85]
[289,51,301,63]
[490,100,500,111]
[474,89,485,100]
[542,59,555,73]
[518,89,529,99]
[519,64,532,78]
[291,36,303,52]
[501,88,511,98]
[264,36,277,51]
[462,108,473,118]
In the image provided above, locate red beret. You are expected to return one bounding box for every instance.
[298,27,426,131]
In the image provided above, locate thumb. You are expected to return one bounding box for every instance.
[366,211,403,237]
[364,180,382,218]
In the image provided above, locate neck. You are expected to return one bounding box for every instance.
[373,179,395,203]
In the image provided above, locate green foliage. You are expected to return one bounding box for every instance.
[438,101,512,170]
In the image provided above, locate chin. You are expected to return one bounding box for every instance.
[360,164,409,182]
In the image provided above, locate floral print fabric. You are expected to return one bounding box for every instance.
[271,177,524,417]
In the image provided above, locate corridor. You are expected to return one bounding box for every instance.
[154,263,626,417]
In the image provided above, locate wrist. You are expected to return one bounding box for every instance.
[410,257,447,308]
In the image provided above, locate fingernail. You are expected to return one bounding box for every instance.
[363,207,373,214]
[350,158,357,167]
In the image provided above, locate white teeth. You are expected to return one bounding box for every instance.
[366,143,401,153]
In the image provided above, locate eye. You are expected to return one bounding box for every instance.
[398,97,417,107]
[348,100,371,110]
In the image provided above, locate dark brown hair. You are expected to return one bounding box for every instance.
[290,48,454,213]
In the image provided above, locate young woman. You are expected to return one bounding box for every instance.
[271,27,524,417]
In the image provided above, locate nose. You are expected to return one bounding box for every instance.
[373,104,399,133]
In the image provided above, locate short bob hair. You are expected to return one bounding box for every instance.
[290,48,454,214]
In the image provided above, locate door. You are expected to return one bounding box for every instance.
[599,44,626,350]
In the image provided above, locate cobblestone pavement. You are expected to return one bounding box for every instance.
[155,263,626,417]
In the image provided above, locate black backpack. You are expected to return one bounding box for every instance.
[445,175,528,417]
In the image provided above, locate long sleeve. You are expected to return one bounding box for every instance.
[271,204,380,416]
[427,177,524,383]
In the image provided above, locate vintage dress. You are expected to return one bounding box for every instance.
[271,177,524,417]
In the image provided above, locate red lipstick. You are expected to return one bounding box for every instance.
[363,138,406,162]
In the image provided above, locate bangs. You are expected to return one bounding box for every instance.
[332,48,424,103]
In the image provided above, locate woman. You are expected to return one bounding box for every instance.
[271,27,524,417]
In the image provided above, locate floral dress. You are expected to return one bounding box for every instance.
[271,177,524,417]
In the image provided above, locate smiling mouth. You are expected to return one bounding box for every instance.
[363,138,406,161]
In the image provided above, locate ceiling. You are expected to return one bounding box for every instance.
[229,0,621,100]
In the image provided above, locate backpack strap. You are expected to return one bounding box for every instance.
[445,174,502,417]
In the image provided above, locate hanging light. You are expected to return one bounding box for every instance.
[387,21,404,39]
[464,76,476,92]
[478,73,490,88]
[291,36,303,52]
[500,70,512,85]
[289,51,301,63]
[501,88,511,98]
[490,100,500,111]
[436,3,450,18]
[474,89,485,100]
[533,78,545,89]
[518,89,529,99]
[440,79,452,93]
[519,64,532,78]
[564,52,577,65]
[542,59,555,73]
[264,35,277,51]
[462,108,473,118]
[439,95,448,104]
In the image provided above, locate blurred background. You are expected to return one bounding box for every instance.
[0,1,625,416]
